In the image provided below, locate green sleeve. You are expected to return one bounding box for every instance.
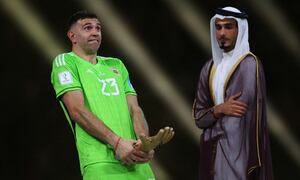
[118,59,137,96]
[51,53,82,98]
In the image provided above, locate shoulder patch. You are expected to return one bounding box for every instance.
[58,71,73,85]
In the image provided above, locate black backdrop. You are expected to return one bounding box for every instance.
[1,0,299,179]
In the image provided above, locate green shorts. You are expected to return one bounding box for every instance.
[83,162,155,180]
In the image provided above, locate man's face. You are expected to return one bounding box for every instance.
[68,18,102,54]
[215,18,238,52]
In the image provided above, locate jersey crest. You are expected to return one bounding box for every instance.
[110,67,120,76]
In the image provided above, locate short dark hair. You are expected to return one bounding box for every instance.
[67,10,98,31]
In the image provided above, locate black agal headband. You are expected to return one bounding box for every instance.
[216,8,248,19]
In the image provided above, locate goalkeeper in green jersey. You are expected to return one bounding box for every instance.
[51,11,174,179]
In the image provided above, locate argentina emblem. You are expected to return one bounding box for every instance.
[110,67,121,76]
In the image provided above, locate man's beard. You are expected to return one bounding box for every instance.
[220,41,225,49]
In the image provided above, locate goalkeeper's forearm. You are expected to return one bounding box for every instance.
[132,107,150,137]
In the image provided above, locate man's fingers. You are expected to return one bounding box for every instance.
[122,156,134,165]
[137,149,155,158]
[232,112,245,117]
[131,154,148,163]
[235,109,246,115]
[133,149,148,157]
[232,113,241,117]
[232,105,247,112]
[231,91,242,100]
[230,107,247,117]
[233,100,247,108]
[126,152,145,165]
[124,159,132,165]
[132,149,154,163]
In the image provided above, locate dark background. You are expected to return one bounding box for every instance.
[1,0,299,179]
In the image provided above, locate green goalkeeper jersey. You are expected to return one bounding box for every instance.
[51,52,138,171]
